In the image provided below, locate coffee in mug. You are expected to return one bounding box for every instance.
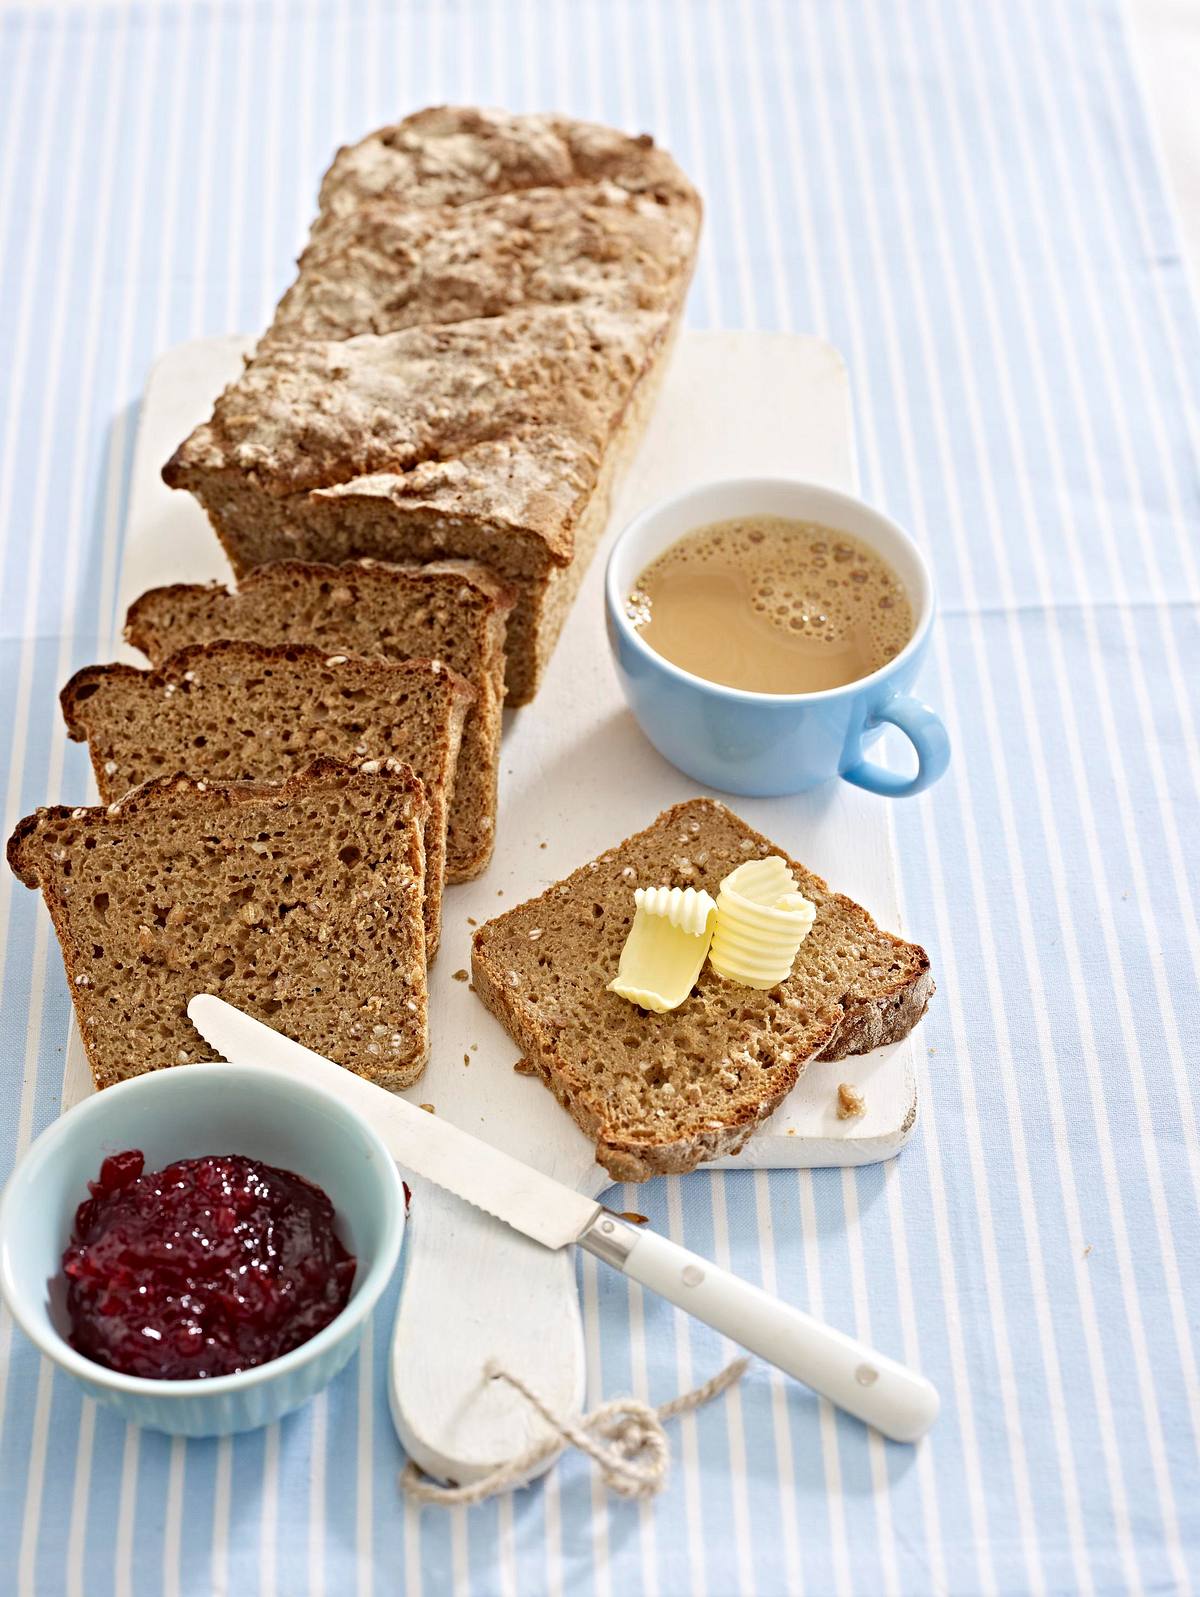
[625,515,914,694]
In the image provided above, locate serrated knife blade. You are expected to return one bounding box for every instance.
[186,994,601,1250]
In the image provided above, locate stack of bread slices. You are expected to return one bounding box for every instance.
[9,108,701,1095]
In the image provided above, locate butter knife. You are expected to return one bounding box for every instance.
[187,994,939,1442]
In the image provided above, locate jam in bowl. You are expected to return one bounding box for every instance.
[0,1062,405,1436]
[63,1149,357,1381]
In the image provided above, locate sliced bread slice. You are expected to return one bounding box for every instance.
[124,559,513,882]
[7,760,430,1091]
[471,798,933,1181]
[60,643,474,958]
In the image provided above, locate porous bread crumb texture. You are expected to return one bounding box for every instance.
[6,762,430,1092]
[61,642,474,958]
[472,798,933,1182]
[124,559,512,881]
[162,107,701,706]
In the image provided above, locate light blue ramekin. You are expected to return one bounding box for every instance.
[0,1063,405,1437]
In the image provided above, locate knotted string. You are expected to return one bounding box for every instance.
[400,1357,750,1506]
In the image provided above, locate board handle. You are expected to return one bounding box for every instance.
[389,1179,587,1484]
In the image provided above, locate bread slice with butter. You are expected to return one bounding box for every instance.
[471,798,933,1181]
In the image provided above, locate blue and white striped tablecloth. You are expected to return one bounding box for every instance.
[2,2,1198,1592]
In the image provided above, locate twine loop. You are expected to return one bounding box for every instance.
[400,1356,749,1507]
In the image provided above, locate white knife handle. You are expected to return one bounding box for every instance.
[580,1214,938,1443]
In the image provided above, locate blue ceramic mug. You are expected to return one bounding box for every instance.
[605,478,950,798]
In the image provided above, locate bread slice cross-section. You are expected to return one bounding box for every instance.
[60,642,474,957]
[124,558,512,882]
[471,798,934,1181]
[7,760,431,1092]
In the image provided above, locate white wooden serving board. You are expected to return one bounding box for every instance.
[63,331,920,1481]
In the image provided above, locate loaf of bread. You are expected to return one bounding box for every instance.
[60,643,473,957]
[163,107,701,705]
[7,761,431,1091]
[472,799,933,1181]
[124,559,512,881]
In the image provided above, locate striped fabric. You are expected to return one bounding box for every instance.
[1,1,1197,1591]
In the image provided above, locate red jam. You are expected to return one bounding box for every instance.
[62,1150,356,1380]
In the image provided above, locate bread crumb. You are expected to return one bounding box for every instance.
[420,1103,436,1114]
[513,1060,539,1076]
[619,1212,649,1225]
[467,917,477,927]
[837,1083,866,1119]
[452,969,469,982]
[540,841,547,849]
[463,1054,470,1066]
[470,1043,477,1052]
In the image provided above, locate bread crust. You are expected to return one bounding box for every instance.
[316,107,700,220]
[471,799,933,1181]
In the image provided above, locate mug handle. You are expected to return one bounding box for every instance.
[842,695,950,798]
